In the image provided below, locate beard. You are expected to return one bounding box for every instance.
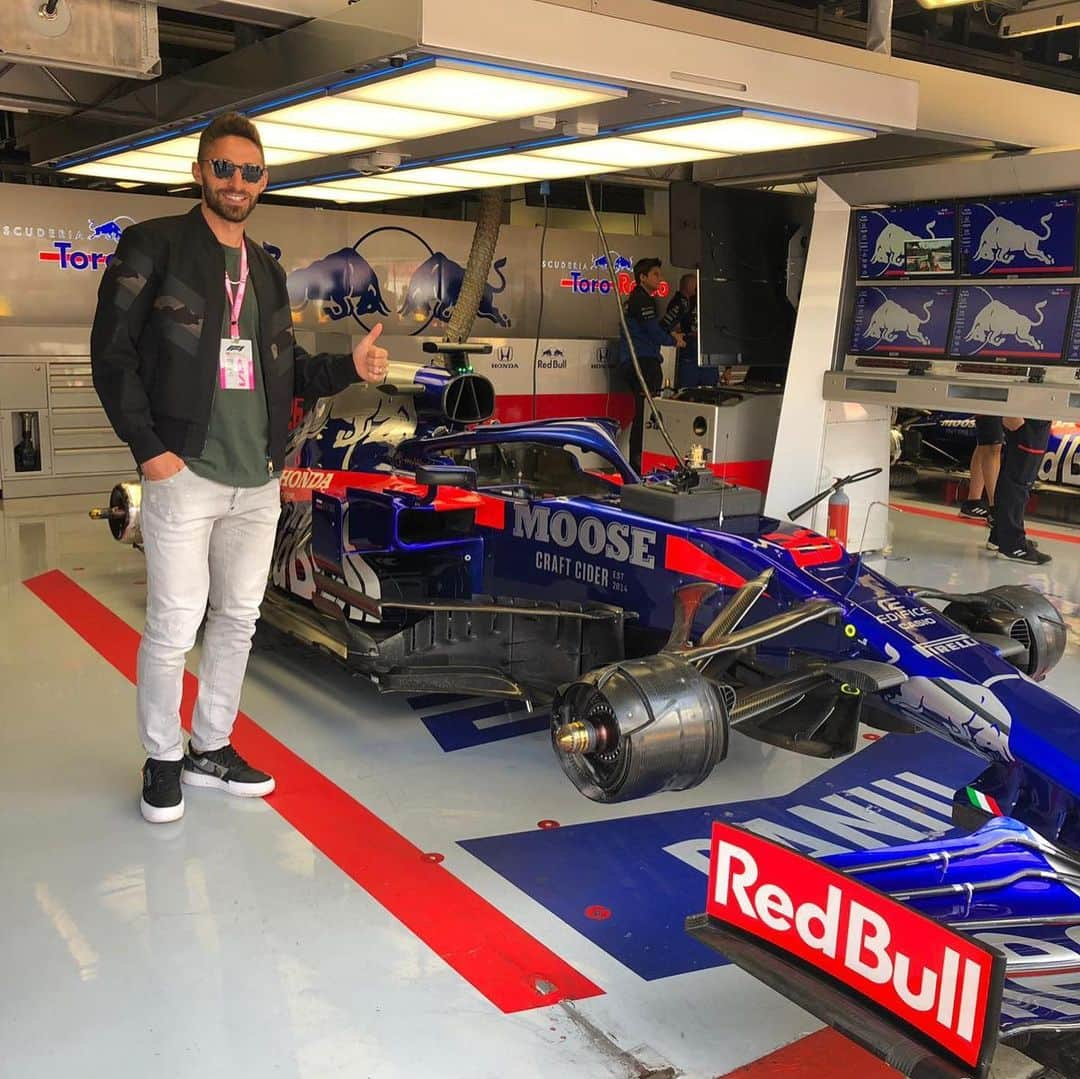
[202,185,257,223]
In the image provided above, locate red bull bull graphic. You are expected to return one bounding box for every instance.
[856,204,956,280]
[38,214,134,271]
[287,226,511,335]
[949,284,1072,360]
[87,216,134,244]
[850,285,954,356]
[960,195,1077,276]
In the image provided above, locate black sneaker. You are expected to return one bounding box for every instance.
[183,744,275,798]
[999,542,1052,565]
[960,499,990,519]
[141,759,184,823]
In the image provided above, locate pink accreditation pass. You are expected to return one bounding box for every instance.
[219,338,255,390]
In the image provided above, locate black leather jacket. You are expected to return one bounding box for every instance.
[91,204,358,468]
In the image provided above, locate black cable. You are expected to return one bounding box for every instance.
[531,192,549,421]
[42,0,60,15]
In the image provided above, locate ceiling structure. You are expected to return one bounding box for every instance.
[1,0,1078,206]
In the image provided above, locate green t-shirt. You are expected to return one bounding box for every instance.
[186,242,273,487]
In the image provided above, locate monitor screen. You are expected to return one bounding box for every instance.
[850,285,955,356]
[959,195,1077,276]
[855,204,956,280]
[949,284,1073,361]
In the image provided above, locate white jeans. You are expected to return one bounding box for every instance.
[136,467,281,761]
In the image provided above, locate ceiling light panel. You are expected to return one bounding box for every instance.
[262,98,488,140]
[272,185,392,203]
[391,165,534,189]
[248,121,385,156]
[66,162,196,184]
[322,175,468,196]
[449,153,601,179]
[632,112,872,153]
[348,64,622,121]
[531,137,719,168]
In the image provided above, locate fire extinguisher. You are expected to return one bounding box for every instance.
[786,467,883,547]
[827,484,850,546]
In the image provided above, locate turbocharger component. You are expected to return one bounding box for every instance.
[88,481,142,545]
[551,654,729,802]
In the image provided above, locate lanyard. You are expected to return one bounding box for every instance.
[223,240,248,340]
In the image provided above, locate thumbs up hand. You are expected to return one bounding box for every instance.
[353,322,389,383]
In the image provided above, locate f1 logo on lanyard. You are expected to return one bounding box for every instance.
[220,240,255,391]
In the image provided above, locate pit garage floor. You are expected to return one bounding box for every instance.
[2,490,1079,1079]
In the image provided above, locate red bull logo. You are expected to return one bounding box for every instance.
[287,226,513,335]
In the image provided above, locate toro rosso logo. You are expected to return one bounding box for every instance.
[38,214,134,270]
[560,251,670,298]
[287,226,511,334]
[705,823,1000,1069]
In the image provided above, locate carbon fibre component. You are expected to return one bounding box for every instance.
[942,585,1067,681]
[551,654,728,802]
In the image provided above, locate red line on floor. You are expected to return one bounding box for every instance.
[24,569,604,1014]
[719,1029,901,1077]
[890,501,1080,545]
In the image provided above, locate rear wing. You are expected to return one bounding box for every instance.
[686,822,1005,1079]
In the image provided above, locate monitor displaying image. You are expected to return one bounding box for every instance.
[948,284,1073,361]
[850,285,955,357]
[855,203,956,280]
[904,238,954,276]
[959,195,1077,276]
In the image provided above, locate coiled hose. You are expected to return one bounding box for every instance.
[444,188,503,345]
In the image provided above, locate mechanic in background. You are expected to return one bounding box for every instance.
[619,257,685,471]
[92,112,389,824]
[960,415,1002,522]
[988,416,1051,565]
[662,273,698,389]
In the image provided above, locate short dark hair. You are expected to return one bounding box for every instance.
[634,257,662,285]
[197,112,264,162]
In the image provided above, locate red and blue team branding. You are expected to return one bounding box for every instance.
[37,216,133,271]
[560,254,671,298]
[38,240,115,271]
[704,822,1003,1072]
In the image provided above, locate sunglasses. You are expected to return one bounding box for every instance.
[203,158,266,183]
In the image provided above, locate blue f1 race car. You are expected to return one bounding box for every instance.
[95,351,1077,1076]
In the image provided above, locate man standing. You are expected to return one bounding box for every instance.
[988,416,1052,565]
[960,415,1002,522]
[663,273,698,389]
[92,112,389,822]
[619,257,685,471]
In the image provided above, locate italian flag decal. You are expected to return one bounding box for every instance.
[966,787,1003,816]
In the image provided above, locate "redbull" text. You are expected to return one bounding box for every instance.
[706,825,997,1068]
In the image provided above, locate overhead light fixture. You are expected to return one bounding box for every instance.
[915,0,980,8]
[250,121,386,157]
[391,165,533,189]
[56,57,626,185]
[320,175,467,196]
[345,61,621,120]
[449,153,601,180]
[531,137,717,169]
[630,110,872,154]
[1001,1,1080,38]
[66,161,195,184]
[266,98,488,140]
[270,185,395,203]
